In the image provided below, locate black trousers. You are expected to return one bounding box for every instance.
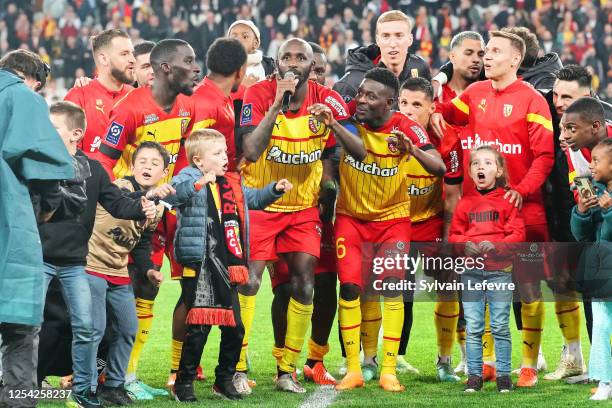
[176,279,244,385]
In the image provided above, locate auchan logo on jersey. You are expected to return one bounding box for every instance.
[461,134,522,155]
[266,146,322,164]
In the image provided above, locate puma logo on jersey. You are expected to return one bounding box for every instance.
[462,134,522,155]
[344,154,398,177]
[266,145,322,164]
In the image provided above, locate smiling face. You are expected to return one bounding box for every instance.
[354,78,393,125]
[131,147,168,188]
[589,144,612,184]
[470,149,503,190]
[193,138,229,176]
[376,20,413,69]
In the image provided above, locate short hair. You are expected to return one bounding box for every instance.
[92,29,129,53]
[400,77,434,102]
[364,67,400,98]
[594,137,612,154]
[186,129,225,166]
[150,39,191,72]
[308,41,325,56]
[0,49,49,89]
[376,10,412,33]
[503,27,539,68]
[470,145,509,188]
[206,38,247,76]
[132,141,171,168]
[489,30,526,64]
[134,41,155,58]
[449,31,484,50]
[565,96,605,125]
[49,101,86,131]
[556,65,592,89]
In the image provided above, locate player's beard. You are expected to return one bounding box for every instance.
[111,66,135,85]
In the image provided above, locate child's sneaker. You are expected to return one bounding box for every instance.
[172,383,197,402]
[213,380,242,400]
[464,375,483,392]
[97,385,134,406]
[497,375,513,393]
[482,364,497,382]
[590,382,612,401]
[66,390,102,408]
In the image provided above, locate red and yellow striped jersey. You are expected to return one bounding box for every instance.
[337,112,433,222]
[239,79,350,212]
[405,126,463,222]
[95,87,195,183]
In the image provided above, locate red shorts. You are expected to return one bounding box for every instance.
[513,223,550,284]
[249,207,322,261]
[270,221,336,289]
[151,210,184,279]
[411,215,444,242]
[335,215,411,288]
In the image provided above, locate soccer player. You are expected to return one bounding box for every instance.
[398,77,463,382]
[334,10,430,107]
[335,68,445,392]
[64,29,135,155]
[266,41,339,388]
[432,30,554,388]
[238,38,365,393]
[133,41,155,88]
[92,39,200,391]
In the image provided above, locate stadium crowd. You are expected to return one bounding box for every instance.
[0,1,611,408]
[0,1,611,101]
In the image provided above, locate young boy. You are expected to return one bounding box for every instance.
[85,141,172,406]
[40,101,154,408]
[164,129,291,401]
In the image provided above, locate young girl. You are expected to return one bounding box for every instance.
[449,145,525,393]
[570,138,612,401]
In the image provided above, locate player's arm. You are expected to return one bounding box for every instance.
[392,125,446,176]
[94,107,137,178]
[241,77,298,162]
[430,91,471,138]
[442,136,464,240]
[94,161,146,220]
[308,104,366,161]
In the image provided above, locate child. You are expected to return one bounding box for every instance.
[165,129,291,402]
[85,141,171,406]
[449,145,525,393]
[570,138,612,401]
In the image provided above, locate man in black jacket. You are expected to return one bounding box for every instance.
[333,10,431,109]
[38,101,156,408]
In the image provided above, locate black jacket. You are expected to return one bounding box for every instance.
[39,150,146,266]
[518,53,563,93]
[333,44,431,105]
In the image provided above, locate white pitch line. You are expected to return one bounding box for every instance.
[299,386,338,408]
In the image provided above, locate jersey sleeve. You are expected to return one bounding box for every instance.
[239,81,272,129]
[435,86,471,126]
[321,88,350,150]
[401,119,433,150]
[443,136,463,185]
[192,95,217,131]
[95,104,137,177]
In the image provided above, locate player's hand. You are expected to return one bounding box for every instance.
[387,130,415,157]
[308,103,333,125]
[146,269,164,287]
[465,241,480,256]
[274,179,293,193]
[141,197,157,220]
[198,171,216,186]
[479,240,496,254]
[146,183,176,200]
[73,76,92,88]
[504,189,523,209]
[430,112,446,140]
[599,190,612,210]
[577,193,599,214]
[242,73,260,88]
[273,73,299,108]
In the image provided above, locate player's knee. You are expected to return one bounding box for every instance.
[340,284,360,301]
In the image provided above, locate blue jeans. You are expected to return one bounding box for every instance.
[42,263,94,394]
[461,269,513,377]
[87,274,138,390]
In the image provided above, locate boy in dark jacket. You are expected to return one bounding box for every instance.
[40,101,156,408]
[164,129,291,402]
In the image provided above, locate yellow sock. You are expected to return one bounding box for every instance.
[434,300,459,358]
[307,338,329,362]
[171,339,183,372]
[456,327,466,347]
[272,345,284,366]
[339,297,362,373]
[279,298,313,373]
[360,301,382,358]
[555,299,581,343]
[237,294,256,372]
[381,296,404,376]
[521,299,544,368]
[127,298,154,376]
[483,303,496,363]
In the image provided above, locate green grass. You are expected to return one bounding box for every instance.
[41,266,595,407]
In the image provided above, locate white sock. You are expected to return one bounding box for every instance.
[484,361,496,368]
[567,341,583,364]
[125,373,137,384]
[459,343,466,360]
[363,355,377,366]
[438,355,450,365]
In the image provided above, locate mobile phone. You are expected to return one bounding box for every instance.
[574,176,596,199]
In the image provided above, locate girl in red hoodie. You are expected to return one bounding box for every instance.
[449,145,525,393]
